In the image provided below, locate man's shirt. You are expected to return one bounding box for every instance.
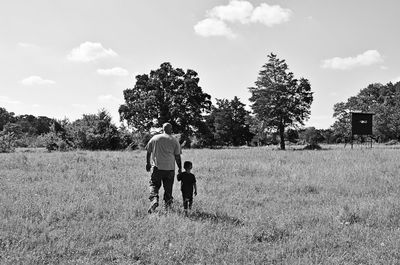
[146,133,181,170]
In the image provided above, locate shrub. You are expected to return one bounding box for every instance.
[38,132,74,152]
[303,143,322,150]
[0,132,16,153]
[385,140,399,146]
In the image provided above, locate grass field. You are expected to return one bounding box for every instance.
[1,146,400,264]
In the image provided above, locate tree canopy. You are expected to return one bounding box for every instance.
[0,107,16,131]
[249,53,313,149]
[69,109,121,150]
[119,62,212,140]
[211,97,253,146]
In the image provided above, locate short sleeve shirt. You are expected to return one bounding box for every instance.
[146,133,181,170]
[178,172,196,194]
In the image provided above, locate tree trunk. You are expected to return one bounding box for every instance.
[279,122,285,150]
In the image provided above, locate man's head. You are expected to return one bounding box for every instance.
[162,123,173,135]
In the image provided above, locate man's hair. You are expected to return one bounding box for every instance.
[184,161,192,170]
[162,123,172,134]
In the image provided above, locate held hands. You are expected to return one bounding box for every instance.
[146,163,151,172]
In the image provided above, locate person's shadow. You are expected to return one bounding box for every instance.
[186,209,243,226]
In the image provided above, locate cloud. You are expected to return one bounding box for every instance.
[321,50,384,70]
[98,94,121,103]
[250,3,292,26]
[194,18,237,39]
[21,76,55,86]
[0,96,21,105]
[97,67,129,76]
[67,42,118,62]
[194,0,292,38]
[208,0,254,24]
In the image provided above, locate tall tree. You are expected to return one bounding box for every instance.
[249,53,313,149]
[213,97,253,146]
[119,62,212,141]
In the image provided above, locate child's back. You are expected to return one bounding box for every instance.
[178,172,196,196]
[177,161,197,212]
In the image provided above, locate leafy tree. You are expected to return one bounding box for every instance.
[14,115,38,135]
[0,107,15,131]
[191,114,216,148]
[319,129,335,144]
[69,109,121,150]
[212,97,253,146]
[39,119,75,151]
[249,53,313,150]
[286,128,299,143]
[298,127,325,144]
[119,62,212,142]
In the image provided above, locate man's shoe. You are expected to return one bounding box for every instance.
[148,202,159,214]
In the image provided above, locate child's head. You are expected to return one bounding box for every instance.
[184,161,192,171]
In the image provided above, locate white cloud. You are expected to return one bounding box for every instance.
[98,94,121,103]
[250,3,292,26]
[195,1,292,38]
[67,42,118,62]
[208,0,254,24]
[321,50,384,70]
[21,76,55,86]
[0,96,21,105]
[194,18,237,39]
[97,67,129,76]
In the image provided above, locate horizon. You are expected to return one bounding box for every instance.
[1,0,399,130]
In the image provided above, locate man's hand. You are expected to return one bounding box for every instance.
[146,163,151,172]
[194,191,197,196]
[178,168,182,174]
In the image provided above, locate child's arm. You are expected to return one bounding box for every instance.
[193,183,197,196]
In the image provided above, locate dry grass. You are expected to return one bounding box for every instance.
[1,146,400,264]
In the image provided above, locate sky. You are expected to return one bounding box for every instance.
[1,0,399,129]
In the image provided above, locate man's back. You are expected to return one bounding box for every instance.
[146,133,181,170]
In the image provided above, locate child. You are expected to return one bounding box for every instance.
[177,161,197,214]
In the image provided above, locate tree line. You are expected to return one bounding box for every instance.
[1,53,399,152]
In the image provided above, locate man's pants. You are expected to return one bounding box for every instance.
[149,167,175,206]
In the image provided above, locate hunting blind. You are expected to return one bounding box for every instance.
[350,112,374,148]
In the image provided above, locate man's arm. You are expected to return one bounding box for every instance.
[193,183,197,196]
[146,150,152,172]
[175,154,182,174]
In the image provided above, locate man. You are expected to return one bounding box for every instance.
[146,123,182,213]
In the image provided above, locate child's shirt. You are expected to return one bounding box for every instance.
[177,172,196,196]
